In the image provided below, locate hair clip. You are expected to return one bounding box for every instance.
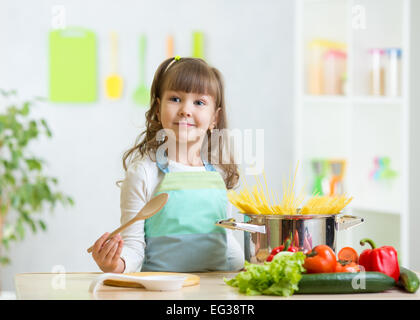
[164,55,181,73]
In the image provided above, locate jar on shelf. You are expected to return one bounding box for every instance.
[385,48,402,97]
[307,39,347,95]
[323,49,347,95]
[368,48,385,96]
[308,40,326,95]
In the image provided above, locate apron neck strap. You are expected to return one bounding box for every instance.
[156,151,216,173]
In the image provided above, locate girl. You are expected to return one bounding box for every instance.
[91,56,244,273]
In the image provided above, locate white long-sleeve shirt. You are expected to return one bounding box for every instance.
[119,154,244,273]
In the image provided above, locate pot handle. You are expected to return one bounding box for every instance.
[337,215,364,231]
[215,218,266,234]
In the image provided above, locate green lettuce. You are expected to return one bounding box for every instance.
[224,252,306,296]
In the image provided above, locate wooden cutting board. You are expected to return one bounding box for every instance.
[103,272,200,288]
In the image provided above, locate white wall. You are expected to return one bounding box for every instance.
[0,0,295,292]
[408,0,420,271]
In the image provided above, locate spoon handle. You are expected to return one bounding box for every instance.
[86,217,138,253]
[87,193,168,254]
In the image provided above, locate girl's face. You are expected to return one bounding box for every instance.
[157,90,220,145]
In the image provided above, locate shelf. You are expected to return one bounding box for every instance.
[302,95,349,104]
[352,96,404,105]
[302,95,403,105]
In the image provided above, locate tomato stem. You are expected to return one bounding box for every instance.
[306,249,318,258]
[337,259,352,266]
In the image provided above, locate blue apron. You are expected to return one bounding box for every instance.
[141,156,230,272]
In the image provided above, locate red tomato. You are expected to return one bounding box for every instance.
[335,260,361,273]
[303,245,337,273]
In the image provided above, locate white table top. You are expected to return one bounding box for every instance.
[14,272,420,300]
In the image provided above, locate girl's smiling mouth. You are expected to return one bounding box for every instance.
[174,121,196,127]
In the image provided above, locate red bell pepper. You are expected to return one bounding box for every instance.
[359,238,400,282]
[271,239,298,254]
[266,239,298,262]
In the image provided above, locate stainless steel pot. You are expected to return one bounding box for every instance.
[216,213,364,264]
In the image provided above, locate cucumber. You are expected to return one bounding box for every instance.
[296,272,395,294]
[397,267,420,293]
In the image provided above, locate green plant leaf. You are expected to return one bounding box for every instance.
[11,193,20,207]
[21,102,30,116]
[38,220,47,231]
[2,238,10,250]
[16,219,25,240]
[29,220,37,233]
[67,196,75,206]
[40,119,52,138]
[25,158,42,171]
[4,172,16,185]
[0,256,11,265]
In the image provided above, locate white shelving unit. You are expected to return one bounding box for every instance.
[294,0,420,269]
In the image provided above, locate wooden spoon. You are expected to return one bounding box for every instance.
[87,193,168,253]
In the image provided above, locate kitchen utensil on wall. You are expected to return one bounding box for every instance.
[86,193,168,253]
[133,34,150,106]
[49,27,97,102]
[216,213,364,263]
[105,31,123,100]
[166,35,174,58]
[192,31,204,59]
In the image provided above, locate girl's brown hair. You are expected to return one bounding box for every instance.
[122,57,239,189]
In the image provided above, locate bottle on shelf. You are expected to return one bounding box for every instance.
[368,48,386,96]
[323,49,347,95]
[307,39,347,96]
[308,40,325,95]
[385,48,402,97]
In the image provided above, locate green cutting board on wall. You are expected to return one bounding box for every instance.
[49,27,97,102]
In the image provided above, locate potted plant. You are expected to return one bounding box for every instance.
[0,89,74,273]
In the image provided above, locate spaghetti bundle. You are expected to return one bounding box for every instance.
[299,194,353,215]
[228,164,353,215]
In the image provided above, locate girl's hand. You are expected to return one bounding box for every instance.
[91,232,125,273]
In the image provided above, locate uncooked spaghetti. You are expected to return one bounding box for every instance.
[228,163,353,215]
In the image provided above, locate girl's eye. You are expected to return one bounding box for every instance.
[169,96,180,102]
[195,100,205,106]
